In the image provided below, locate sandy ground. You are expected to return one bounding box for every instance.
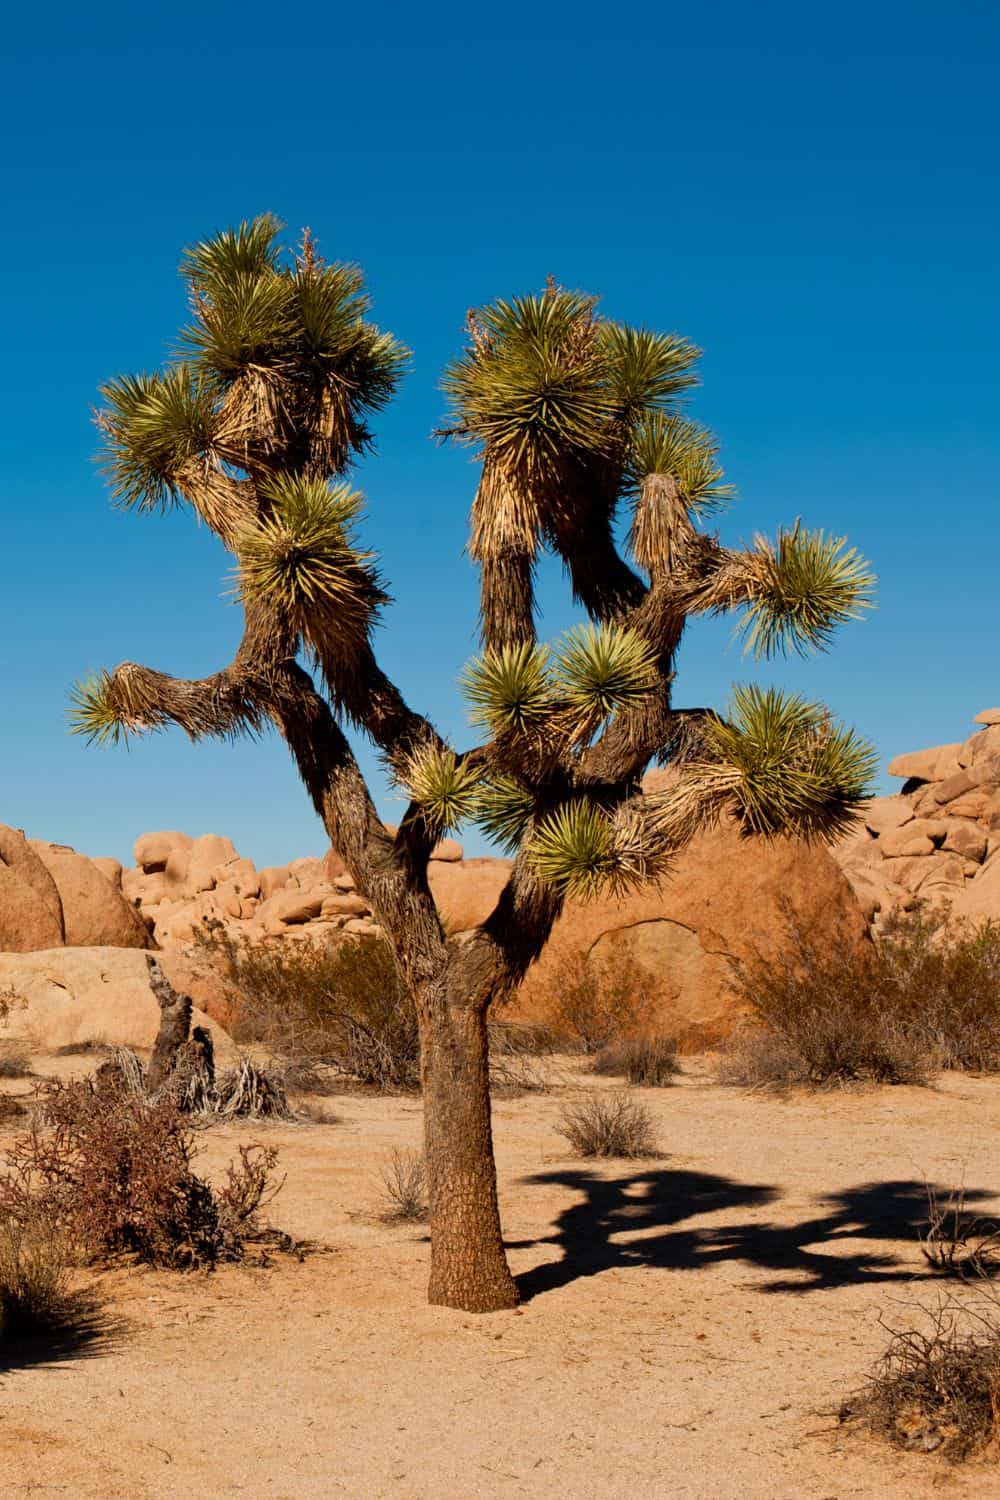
[3,1059,1000,1499]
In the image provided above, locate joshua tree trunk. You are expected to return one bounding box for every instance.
[420,999,518,1312]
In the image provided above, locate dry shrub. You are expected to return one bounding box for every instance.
[0,1210,74,1341]
[0,1097,28,1124]
[0,1081,281,1269]
[556,1091,660,1159]
[591,1035,679,1087]
[96,1045,293,1121]
[851,1292,1000,1460]
[0,1045,31,1080]
[196,927,420,1092]
[921,1185,1000,1280]
[379,1149,428,1222]
[727,908,1000,1088]
[540,949,656,1055]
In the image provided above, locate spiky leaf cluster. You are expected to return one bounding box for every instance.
[625,413,734,518]
[734,524,876,658]
[473,776,536,854]
[402,745,483,836]
[460,642,555,737]
[554,624,658,734]
[699,685,877,840]
[68,670,133,746]
[527,801,619,900]
[99,369,219,512]
[236,475,384,643]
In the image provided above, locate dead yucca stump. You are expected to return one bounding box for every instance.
[215,1059,293,1121]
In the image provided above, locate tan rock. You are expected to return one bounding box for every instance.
[951,858,1000,925]
[974,709,1000,726]
[186,834,239,894]
[333,874,356,893]
[879,855,937,892]
[887,744,962,782]
[879,831,934,858]
[932,770,979,806]
[430,838,464,863]
[213,880,244,920]
[862,798,913,836]
[0,947,236,1058]
[163,846,191,890]
[344,918,379,936]
[258,889,326,927]
[429,858,511,933]
[0,826,65,952]
[91,857,123,891]
[941,823,988,863]
[134,831,192,873]
[958,725,1000,770]
[320,893,369,918]
[944,791,991,821]
[122,869,173,908]
[223,858,260,899]
[29,841,151,950]
[258,865,291,900]
[288,857,326,889]
[323,848,349,884]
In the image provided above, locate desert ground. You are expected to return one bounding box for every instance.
[3,1058,1000,1500]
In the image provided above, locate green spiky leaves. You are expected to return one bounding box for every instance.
[626,414,733,517]
[99,368,219,513]
[473,775,536,854]
[180,214,285,291]
[460,642,555,738]
[401,745,483,837]
[554,624,658,728]
[700,685,877,840]
[598,324,702,419]
[67,670,132,746]
[527,801,618,900]
[236,474,385,644]
[734,524,876,658]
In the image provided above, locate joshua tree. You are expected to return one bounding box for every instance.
[72,217,875,1312]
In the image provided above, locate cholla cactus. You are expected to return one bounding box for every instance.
[71,219,875,1314]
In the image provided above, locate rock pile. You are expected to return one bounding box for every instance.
[0,825,150,953]
[123,829,464,948]
[833,708,1000,928]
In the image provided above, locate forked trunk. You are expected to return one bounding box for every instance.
[420,1001,519,1312]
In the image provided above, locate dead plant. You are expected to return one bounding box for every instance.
[921,1184,1000,1279]
[556,1091,660,1159]
[379,1149,428,1222]
[591,1035,679,1087]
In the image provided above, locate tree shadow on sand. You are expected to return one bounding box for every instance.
[512,1169,996,1302]
[0,1290,127,1375]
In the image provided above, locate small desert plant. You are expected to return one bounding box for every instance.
[850,1292,1000,1460]
[0,1081,281,1269]
[379,1149,428,1222]
[591,1035,679,1087]
[0,1210,74,1341]
[544,951,655,1055]
[0,1097,28,1124]
[920,1185,1000,1280]
[556,1091,659,1158]
[712,1024,812,1089]
[196,927,420,1092]
[0,1045,31,1080]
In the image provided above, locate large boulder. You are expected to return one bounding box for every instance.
[0,947,236,1057]
[518,802,867,1039]
[0,826,65,951]
[429,858,511,933]
[30,840,151,949]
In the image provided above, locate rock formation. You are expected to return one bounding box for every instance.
[0,825,150,953]
[831,708,1000,928]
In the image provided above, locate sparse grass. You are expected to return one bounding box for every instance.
[0,1081,282,1269]
[195,925,420,1092]
[379,1149,427,1222]
[920,1184,1000,1280]
[556,1091,660,1159]
[726,908,1000,1088]
[0,1046,32,1080]
[0,1211,74,1342]
[591,1035,679,1087]
[53,1040,111,1058]
[850,1291,1000,1461]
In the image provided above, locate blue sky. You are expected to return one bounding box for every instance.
[2,1,997,869]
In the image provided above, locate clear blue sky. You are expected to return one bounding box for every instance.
[2,1,997,870]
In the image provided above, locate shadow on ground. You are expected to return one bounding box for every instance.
[0,1291,126,1375]
[513,1169,996,1301]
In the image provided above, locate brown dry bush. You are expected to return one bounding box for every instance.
[539,949,656,1055]
[196,927,420,1092]
[0,1081,281,1269]
[379,1149,428,1222]
[723,909,1000,1088]
[851,1292,1000,1461]
[920,1184,1000,1280]
[556,1091,660,1158]
[591,1035,679,1087]
[0,1045,31,1080]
